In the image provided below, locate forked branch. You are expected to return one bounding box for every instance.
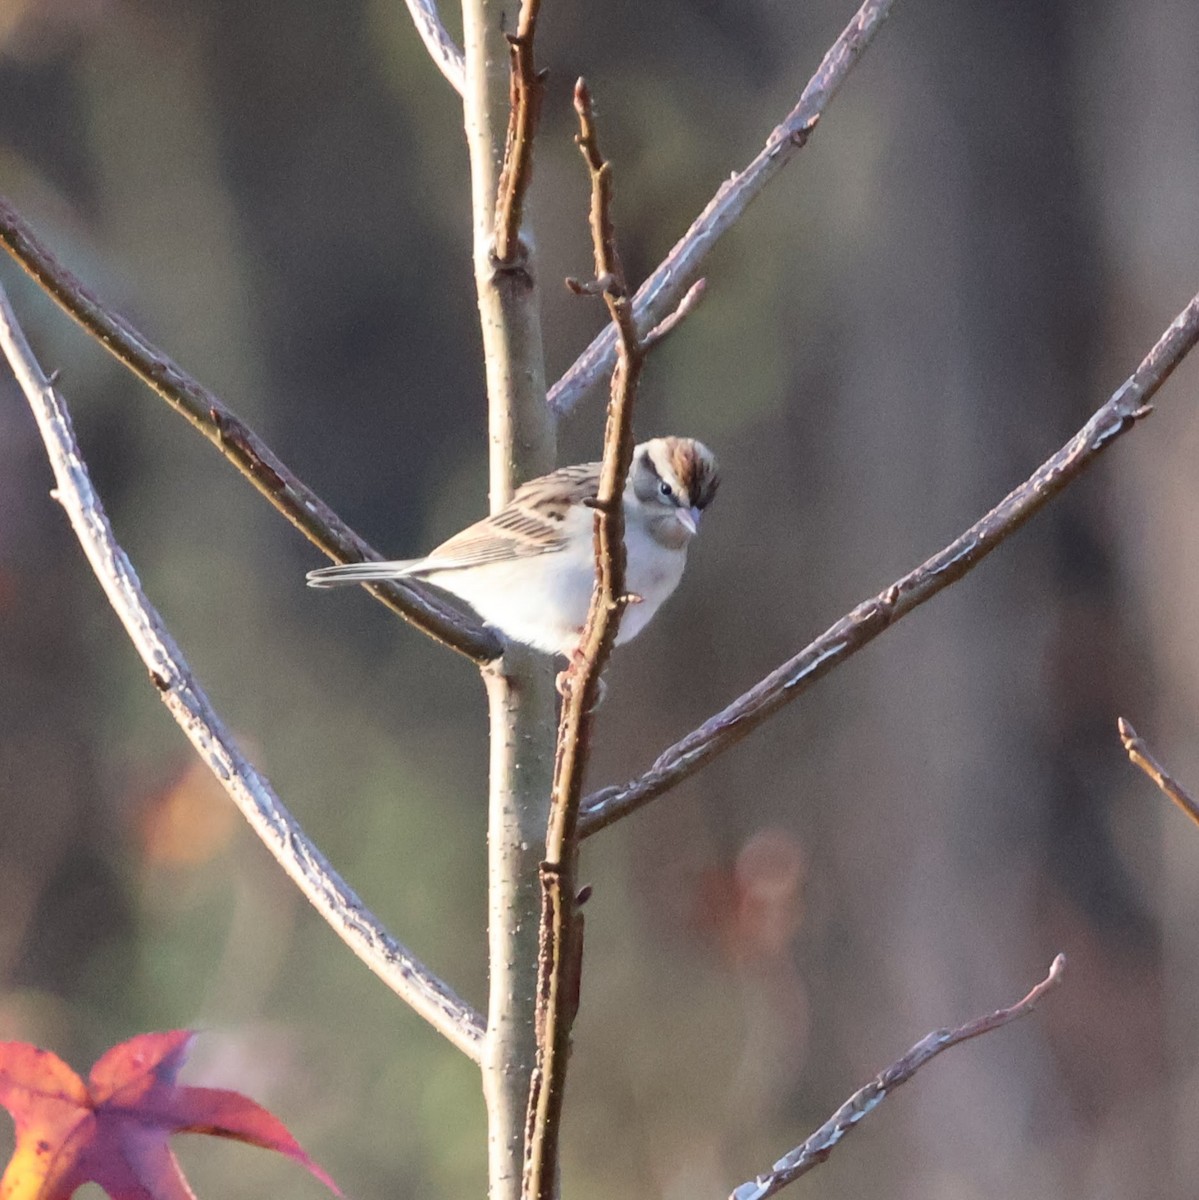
[1118,717,1199,829]
[522,79,649,1200]
[730,956,1066,1200]
[0,197,501,663]
[548,0,895,414]
[0,283,486,1062]
[580,291,1199,836]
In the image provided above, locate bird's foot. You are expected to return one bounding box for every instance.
[556,648,608,710]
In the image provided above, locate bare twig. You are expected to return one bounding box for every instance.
[493,0,546,265]
[522,79,645,1200]
[580,291,1199,836]
[0,283,485,1062]
[547,0,894,414]
[402,0,466,94]
[730,955,1067,1200]
[0,196,501,663]
[642,278,707,351]
[1118,717,1199,829]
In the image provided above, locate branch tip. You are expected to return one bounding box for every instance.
[1118,715,1199,829]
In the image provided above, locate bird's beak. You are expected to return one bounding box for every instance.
[676,506,702,536]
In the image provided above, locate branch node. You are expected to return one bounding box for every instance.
[566,272,619,297]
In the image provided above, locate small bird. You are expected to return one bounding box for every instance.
[307,436,719,656]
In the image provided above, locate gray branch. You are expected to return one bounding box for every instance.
[403,0,466,93]
[547,0,895,414]
[0,282,485,1063]
[580,291,1199,836]
[730,956,1066,1200]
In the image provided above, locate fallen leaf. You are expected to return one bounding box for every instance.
[0,1030,339,1200]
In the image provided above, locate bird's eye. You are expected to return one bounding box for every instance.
[658,481,674,500]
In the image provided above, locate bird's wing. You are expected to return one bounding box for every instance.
[423,461,600,570]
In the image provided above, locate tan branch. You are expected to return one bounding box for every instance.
[402,0,466,93]
[522,79,646,1200]
[730,955,1066,1200]
[548,0,895,414]
[580,291,1199,837]
[460,0,558,1194]
[493,0,546,265]
[0,282,485,1062]
[0,195,501,663]
[1118,717,1199,829]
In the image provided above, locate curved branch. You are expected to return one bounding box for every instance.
[730,956,1066,1200]
[547,0,895,414]
[0,196,502,663]
[1118,717,1199,829]
[402,0,466,94]
[0,284,485,1062]
[580,291,1199,836]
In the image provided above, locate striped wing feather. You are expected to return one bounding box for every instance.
[423,461,600,571]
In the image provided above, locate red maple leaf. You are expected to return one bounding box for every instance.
[0,1030,339,1200]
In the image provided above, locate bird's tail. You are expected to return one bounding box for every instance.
[306,559,424,588]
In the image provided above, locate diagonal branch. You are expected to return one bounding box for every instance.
[580,291,1199,837]
[0,197,501,663]
[1118,717,1199,829]
[547,0,895,414]
[402,0,466,94]
[522,79,647,1200]
[493,0,546,265]
[0,283,485,1063]
[730,955,1066,1200]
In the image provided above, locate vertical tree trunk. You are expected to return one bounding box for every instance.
[459,4,556,1198]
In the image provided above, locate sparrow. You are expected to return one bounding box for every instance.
[306,436,719,656]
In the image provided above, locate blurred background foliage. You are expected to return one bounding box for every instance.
[0,0,1198,1197]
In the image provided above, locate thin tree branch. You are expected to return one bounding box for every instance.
[580,291,1199,837]
[1118,717,1199,829]
[402,0,466,94]
[0,283,485,1063]
[547,0,895,414]
[730,955,1066,1200]
[522,79,645,1200]
[641,278,707,351]
[0,197,501,663]
[493,0,546,265]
